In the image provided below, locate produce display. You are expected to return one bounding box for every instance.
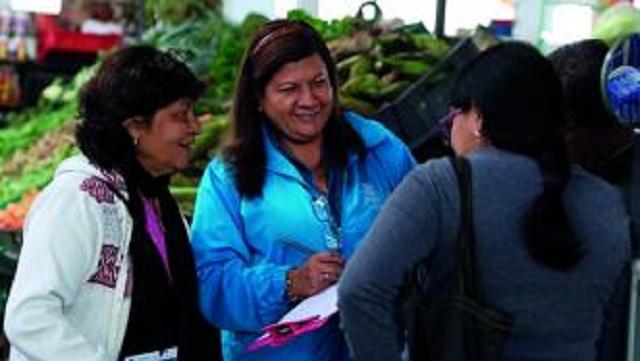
[0,189,38,231]
[141,11,268,114]
[0,102,76,166]
[0,73,81,212]
[144,0,221,27]
[0,9,453,230]
[290,9,450,115]
[0,117,76,210]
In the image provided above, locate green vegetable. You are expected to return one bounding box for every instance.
[339,96,377,115]
[287,9,357,41]
[170,186,199,198]
[382,58,431,79]
[377,33,415,56]
[240,13,270,40]
[170,186,200,216]
[593,3,640,45]
[41,80,64,101]
[145,0,220,25]
[349,56,374,78]
[410,34,450,58]
[340,73,384,100]
[0,102,76,164]
[337,54,364,72]
[190,115,230,160]
[140,11,265,115]
[0,142,77,209]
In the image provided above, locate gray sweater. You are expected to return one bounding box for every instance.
[338,147,631,361]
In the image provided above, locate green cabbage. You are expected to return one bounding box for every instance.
[593,3,640,45]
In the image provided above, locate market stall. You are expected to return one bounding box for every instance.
[5,0,630,358]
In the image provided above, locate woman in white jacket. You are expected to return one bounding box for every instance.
[4,46,220,361]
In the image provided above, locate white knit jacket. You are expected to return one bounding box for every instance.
[5,155,134,361]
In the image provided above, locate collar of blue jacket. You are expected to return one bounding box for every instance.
[263,111,388,181]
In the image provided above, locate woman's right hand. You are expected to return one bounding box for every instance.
[287,251,344,298]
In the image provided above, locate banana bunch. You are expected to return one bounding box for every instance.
[332,28,450,116]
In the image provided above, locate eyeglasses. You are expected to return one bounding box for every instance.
[438,107,462,139]
[312,195,341,251]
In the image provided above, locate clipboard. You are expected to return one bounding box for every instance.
[247,285,338,351]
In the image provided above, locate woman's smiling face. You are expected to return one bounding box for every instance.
[128,98,201,177]
[260,54,334,145]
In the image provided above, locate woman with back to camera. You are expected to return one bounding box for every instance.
[338,42,631,361]
[190,19,416,361]
[4,45,220,361]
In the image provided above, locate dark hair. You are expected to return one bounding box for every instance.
[223,19,365,198]
[548,39,616,128]
[76,45,205,172]
[450,42,584,271]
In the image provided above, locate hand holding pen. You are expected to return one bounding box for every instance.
[279,238,344,298]
[287,251,344,298]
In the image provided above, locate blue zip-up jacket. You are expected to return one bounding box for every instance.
[190,112,416,360]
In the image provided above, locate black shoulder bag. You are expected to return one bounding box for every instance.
[403,156,513,361]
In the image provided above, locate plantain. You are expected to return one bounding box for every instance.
[337,54,364,74]
[337,54,364,82]
[339,95,378,115]
[382,58,431,79]
[409,34,450,58]
[349,56,374,78]
[377,33,416,56]
[340,73,384,100]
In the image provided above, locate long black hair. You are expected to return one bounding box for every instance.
[450,42,584,271]
[223,19,365,198]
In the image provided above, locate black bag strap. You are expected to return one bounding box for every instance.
[404,156,482,301]
[450,156,482,301]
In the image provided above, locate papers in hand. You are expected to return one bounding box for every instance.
[281,284,337,323]
[248,285,338,351]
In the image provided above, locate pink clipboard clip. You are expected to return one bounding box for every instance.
[247,315,330,351]
[248,284,339,351]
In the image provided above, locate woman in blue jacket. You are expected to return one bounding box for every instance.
[190,20,416,361]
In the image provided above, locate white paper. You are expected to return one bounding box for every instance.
[124,347,177,361]
[279,284,338,324]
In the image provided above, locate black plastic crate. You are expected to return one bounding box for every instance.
[375,27,499,162]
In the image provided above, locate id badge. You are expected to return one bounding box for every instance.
[124,346,178,361]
